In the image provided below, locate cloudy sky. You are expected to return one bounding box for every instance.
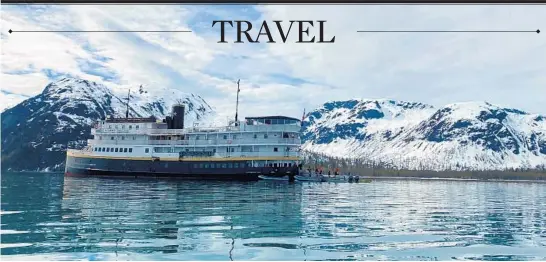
[2,5,545,119]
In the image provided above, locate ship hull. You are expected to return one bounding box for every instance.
[65,153,299,181]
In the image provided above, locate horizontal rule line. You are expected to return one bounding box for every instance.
[8,30,192,33]
[357,30,540,33]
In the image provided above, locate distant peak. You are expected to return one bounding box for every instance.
[42,77,109,97]
[442,101,528,114]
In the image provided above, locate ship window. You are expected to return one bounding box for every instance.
[284,163,287,167]
[230,148,235,152]
[106,148,110,152]
[223,135,227,139]
[233,135,237,139]
[133,136,136,140]
[234,163,239,168]
[145,148,149,153]
[193,164,198,168]
[265,119,271,124]
[199,164,204,168]
[111,137,114,140]
[264,134,268,139]
[228,163,233,168]
[115,148,118,152]
[217,163,222,168]
[213,149,216,153]
[122,125,125,129]
[129,125,132,129]
[129,148,133,153]
[222,163,227,168]
[274,147,278,152]
[99,136,102,140]
[253,134,257,139]
[124,148,128,153]
[196,136,199,140]
[136,125,139,129]
[121,136,125,140]
[204,163,209,168]
[274,163,278,168]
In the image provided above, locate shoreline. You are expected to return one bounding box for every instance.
[357,175,546,184]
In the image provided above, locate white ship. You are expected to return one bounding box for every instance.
[65,103,303,180]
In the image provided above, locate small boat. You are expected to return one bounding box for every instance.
[295,175,326,182]
[258,175,289,181]
[326,176,349,183]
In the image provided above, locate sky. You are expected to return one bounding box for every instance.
[1,5,546,120]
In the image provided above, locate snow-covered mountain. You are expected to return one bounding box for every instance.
[3,78,545,172]
[1,77,215,171]
[302,99,546,171]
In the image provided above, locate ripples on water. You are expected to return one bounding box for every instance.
[1,172,545,260]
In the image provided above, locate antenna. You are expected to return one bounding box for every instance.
[125,88,131,118]
[235,79,240,124]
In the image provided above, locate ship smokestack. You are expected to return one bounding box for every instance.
[172,105,185,129]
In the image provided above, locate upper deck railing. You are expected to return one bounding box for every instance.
[92,122,301,136]
[88,138,301,146]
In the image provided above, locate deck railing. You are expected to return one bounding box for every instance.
[88,138,300,146]
[92,123,301,135]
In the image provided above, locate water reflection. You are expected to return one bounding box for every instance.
[1,173,546,260]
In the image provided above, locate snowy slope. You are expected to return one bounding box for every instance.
[1,77,216,171]
[302,99,546,171]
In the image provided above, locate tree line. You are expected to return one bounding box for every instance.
[301,150,546,181]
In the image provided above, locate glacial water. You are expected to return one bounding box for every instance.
[1,172,545,260]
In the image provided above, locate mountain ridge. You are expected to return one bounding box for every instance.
[2,78,545,172]
[1,77,216,171]
[302,99,546,171]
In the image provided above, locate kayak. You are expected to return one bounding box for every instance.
[258,175,289,181]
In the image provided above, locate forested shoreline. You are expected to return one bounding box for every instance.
[302,151,546,181]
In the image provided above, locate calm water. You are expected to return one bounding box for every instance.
[1,172,545,261]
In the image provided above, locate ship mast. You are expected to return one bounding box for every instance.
[235,79,240,124]
[125,88,131,118]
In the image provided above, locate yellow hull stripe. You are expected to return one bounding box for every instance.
[66,151,301,162]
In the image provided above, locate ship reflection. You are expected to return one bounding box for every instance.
[60,176,304,257]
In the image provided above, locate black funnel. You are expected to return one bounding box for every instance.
[172,105,185,129]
